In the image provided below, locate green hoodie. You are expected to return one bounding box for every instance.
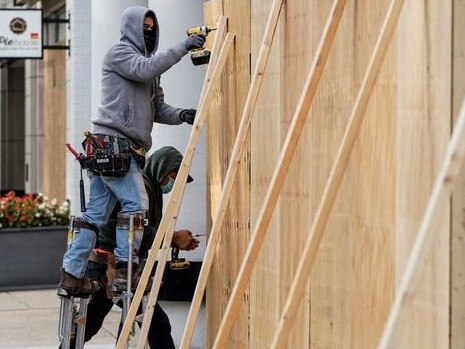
[97,146,193,258]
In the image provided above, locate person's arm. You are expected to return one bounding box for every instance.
[107,42,187,82]
[107,34,205,82]
[152,77,184,125]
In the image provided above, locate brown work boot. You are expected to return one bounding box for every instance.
[58,269,100,297]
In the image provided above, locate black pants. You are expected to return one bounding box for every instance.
[60,288,175,349]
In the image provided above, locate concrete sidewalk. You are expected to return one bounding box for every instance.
[0,289,205,348]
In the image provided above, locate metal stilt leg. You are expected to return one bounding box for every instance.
[58,216,93,349]
[58,295,75,349]
[75,297,89,348]
[58,216,76,349]
[119,214,135,348]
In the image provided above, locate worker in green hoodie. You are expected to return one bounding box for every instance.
[65,146,199,349]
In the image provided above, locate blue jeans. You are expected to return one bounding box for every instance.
[62,154,148,278]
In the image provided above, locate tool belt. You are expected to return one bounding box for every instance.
[82,134,132,177]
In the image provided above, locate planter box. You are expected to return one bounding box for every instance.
[0,225,67,291]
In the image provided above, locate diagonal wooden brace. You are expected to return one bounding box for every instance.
[115,17,233,349]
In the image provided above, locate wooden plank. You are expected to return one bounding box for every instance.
[348,0,396,347]
[211,0,348,347]
[451,0,465,346]
[43,48,66,202]
[392,1,451,347]
[249,0,283,347]
[203,3,227,348]
[115,31,234,349]
[378,98,465,348]
[220,2,252,347]
[200,16,228,102]
[269,0,405,347]
[181,1,284,348]
[279,2,314,347]
[304,1,355,347]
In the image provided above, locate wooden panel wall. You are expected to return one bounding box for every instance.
[43,48,66,202]
[205,0,454,348]
[205,1,251,348]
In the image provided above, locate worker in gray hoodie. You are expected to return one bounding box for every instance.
[59,6,204,296]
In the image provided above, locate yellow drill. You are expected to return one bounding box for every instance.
[186,26,216,66]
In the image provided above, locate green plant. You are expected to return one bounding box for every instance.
[0,191,70,229]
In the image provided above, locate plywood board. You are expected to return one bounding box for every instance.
[392,0,451,347]
[204,3,228,348]
[451,0,465,346]
[43,47,66,202]
[205,1,251,348]
[249,0,283,347]
[305,1,355,347]
[348,1,396,347]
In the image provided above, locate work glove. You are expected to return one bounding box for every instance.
[184,34,205,51]
[179,108,196,125]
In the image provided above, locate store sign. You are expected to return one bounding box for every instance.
[0,9,42,59]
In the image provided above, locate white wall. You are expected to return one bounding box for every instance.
[149,0,206,261]
[66,0,92,215]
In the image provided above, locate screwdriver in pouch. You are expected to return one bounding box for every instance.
[84,131,103,149]
[65,143,87,212]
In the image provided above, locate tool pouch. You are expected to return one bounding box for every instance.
[85,152,130,177]
[82,134,131,177]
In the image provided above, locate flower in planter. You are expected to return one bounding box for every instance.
[0,191,70,229]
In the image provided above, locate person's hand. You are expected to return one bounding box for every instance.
[185,34,205,51]
[179,109,196,125]
[172,230,200,251]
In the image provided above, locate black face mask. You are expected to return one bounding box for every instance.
[144,29,155,53]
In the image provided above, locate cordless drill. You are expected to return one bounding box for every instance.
[170,246,190,270]
[186,26,216,66]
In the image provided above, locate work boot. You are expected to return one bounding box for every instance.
[58,269,100,297]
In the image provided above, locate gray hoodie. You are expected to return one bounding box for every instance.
[91,6,188,150]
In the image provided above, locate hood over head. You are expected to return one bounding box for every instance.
[120,6,160,54]
[144,146,194,188]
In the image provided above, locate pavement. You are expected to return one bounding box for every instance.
[0,289,206,349]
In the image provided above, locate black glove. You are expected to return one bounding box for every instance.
[180,109,196,125]
[185,34,205,51]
